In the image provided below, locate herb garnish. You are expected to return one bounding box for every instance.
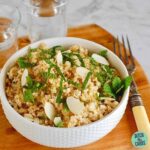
[23,75,43,103]
[112,76,122,92]
[26,75,43,92]
[62,52,76,66]
[82,72,92,90]
[39,45,65,59]
[45,60,66,80]
[90,57,99,71]
[73,53,85,67]
[29,47,37,52]
[103,83,115,98]
[97,65,115,86]
[26,76,33,88]
[56,77,64,103]
[23,89,34,103]
[63,102,70,112]
[62,52,85,67]
[67,79,81,88]
[98,50,107,58]
[49,45,65,58]
[124,76,132,90]
[41,67,56,81]
[18,57,34,68]
[90,57,98,66]
[102,76,132,99]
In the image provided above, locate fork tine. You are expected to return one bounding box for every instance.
[126,36,135,67]
[117,36,123,61]
[122,36,129,64]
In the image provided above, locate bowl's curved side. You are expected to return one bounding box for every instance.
[0,37,129,148]
[1,90,128,148]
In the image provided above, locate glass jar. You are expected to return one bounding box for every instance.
[24,0,68,42]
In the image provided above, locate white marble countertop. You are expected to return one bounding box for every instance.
[1,0,150,80]
[67,0,150,81]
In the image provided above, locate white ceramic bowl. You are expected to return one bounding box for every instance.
[0,37,129,148]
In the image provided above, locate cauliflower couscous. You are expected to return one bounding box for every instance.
[5,44,131,127]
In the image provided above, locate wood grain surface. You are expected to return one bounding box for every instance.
[0,24,150,150]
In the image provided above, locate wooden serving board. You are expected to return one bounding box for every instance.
[0,24,150,150]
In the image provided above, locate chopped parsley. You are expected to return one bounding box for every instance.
[97,65,116,86]
[103,83,115,98]
[29,47,37,52]
[98,50,107,58]
[96,72,106,85]
[23,89,34,103]
[124,76,132,90]
[17,57,34,68]
[112,76,122,92]
[26,75,43,92]
[101,76,132,99]
[23,75,43,103]
[113,76,132,96]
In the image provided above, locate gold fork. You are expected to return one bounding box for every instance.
[113,36,150,149]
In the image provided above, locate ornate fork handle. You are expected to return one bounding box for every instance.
[130,93,143,107]
[130,79,143,107]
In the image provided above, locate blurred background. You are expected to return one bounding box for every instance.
[0,0,150,79]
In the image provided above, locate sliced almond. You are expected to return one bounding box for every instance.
[21,69,28,86]
[54,117,62,126]
[92,53,109,65]
[44,102,56,120]
[76,67,89,78]
[66,97,84,114]
[56,51,63,65]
